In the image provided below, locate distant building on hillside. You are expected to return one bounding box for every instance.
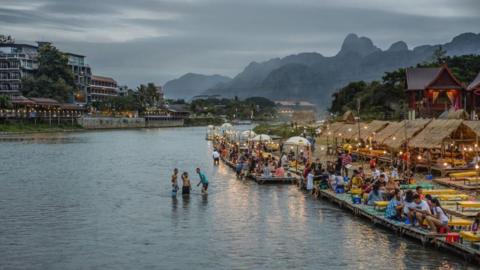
[406,65,465,118]
[66,52,92,104]
[275,100,317,122]
[88,75,119,102]
[0,43,38,98]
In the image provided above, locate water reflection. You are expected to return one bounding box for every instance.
[0,127,476,269]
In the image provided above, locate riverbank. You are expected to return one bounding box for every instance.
[0,122,83,133]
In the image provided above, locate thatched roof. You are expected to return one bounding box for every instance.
[462,121,480,137]
[321,122,345,136]
[359,120,389,141]
[342,110,355,123]
[373,121,404,143]
[409,119,463,149]
[334,123,358,140]
[383,119,431,150]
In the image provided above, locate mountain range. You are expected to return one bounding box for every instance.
[164,32,480,108]
[163,73,231,99]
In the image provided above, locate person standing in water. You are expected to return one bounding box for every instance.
[181,172,191,195]
[196,168,209,194]
[171,168,179,196]
[212,149,220,166]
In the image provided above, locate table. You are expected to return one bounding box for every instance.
[460,231,480,242]
[436,194,469,201]
[423,189,457,195]
[456,201,480,212]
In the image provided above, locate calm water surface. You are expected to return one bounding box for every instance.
[0,127,475,269]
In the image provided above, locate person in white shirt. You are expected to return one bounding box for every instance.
[212,149,220,165]
[425,198,449,232]
[306,171,314,191]
[407,194,431,226]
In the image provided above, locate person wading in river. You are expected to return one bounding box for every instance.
[196,168,209,194]
[212,149,220,166]
[181,172,191,195]
[171,168,179,196]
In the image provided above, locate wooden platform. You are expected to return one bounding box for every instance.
[251,176,298,184]
[317,189,480,263]
[433,178,480,192]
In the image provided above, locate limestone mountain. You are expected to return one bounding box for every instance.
[204,32,480,109]
[163,73,231,99]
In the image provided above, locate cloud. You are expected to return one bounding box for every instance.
[0,0,479,86]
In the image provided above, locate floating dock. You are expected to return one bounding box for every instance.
[218,154,480,264]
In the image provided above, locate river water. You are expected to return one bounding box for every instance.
[0,127,474,269]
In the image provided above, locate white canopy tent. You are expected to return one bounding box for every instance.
[240,130,256,140]
[250,134,272,142]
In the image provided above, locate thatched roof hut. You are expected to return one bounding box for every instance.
[342,110,355,123]
[462,121,480,138]
[408,119,469,149]
[373,121,404,144]
[334,123,358,140]
[383,119,431,150]
[359,120,389,142]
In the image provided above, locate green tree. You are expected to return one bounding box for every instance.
[432,45,447,65]
[21,43,76,102]
[0,34,15,44]
[0,96,12,108]
[136,83,160,108]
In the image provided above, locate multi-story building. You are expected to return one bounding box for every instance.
[0,42,93,105]
[66,53,91,104]
[88,75,119,102]
[0,44,38,98]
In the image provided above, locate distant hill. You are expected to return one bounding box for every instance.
[163,73,231,100]
[203,32,480,109]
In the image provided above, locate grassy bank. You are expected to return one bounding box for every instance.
[0,122,83,133]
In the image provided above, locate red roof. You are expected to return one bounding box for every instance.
[406,65,464,91]
[29,98,60,106]
[91,75,117,84]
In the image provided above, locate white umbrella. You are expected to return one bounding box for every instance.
[251,134,271,142]
[241,130,256,139]
[284,136,311,146]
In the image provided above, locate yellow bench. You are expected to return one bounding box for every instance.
[460,231,480,242]
[423,189,457,195]
[350,188,362,195]
[456,201,480,212]
[448,218,473,227]
[373,201,389,211]
[436,194,469,201]
[450,171,477,178]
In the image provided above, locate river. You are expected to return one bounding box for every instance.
[0,127,474,269]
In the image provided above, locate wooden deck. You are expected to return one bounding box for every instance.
[434,178,480,192]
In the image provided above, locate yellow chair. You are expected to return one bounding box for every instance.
[437,194,469,201]
[460,231,480,242]
[448,218,473,227]
[373,201,389,211]
[456,201,480,212]
[350,188,362,195]
[423,189,457,195]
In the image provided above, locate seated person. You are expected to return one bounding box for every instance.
[385,189,404,220]
[415,186,425,200]
[274,166,285,177]
[385,178,399,194]
[348,170,364,190]
[367,182,384,206]
[406,194,431,226]
[425,198,449,232]
[472,213,480,233]
[390,166,399,179]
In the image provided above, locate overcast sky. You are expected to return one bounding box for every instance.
[1,0,479,87]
